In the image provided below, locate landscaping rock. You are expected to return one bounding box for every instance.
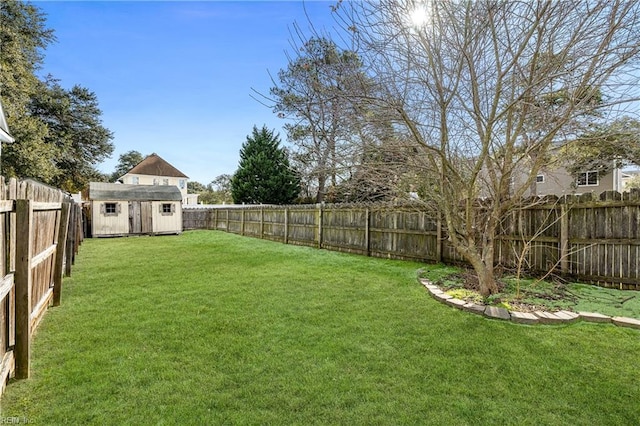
[427,288,444,298]
[427,287,443,296]
[417,280,640,328]
[419,279,432,287]
[462,303,486,315]
[611,317,640,330]
[534,311,565,324]
[578,312,611,323]
[425,284,441,293]
[432,291,452,301]
[484,306,511,320]
[554,310,580,323]
[510,311,539,325]
[445,298,467,309]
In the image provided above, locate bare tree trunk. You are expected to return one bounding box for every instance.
[316,174,326,203]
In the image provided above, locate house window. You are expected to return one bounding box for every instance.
[101,202,120,217]
[179,179,186,189]
[536,174,545,183]
[153,178,159,185]
[577,171,598,186]
[132,176,139,184]
[163,178,169,185]
[160,203,175,216]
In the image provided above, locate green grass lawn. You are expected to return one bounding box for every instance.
[1,230,639,424]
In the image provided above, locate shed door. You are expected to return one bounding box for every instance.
[140,201,153,234]
[129,201,153,234]
[129,201,142,234]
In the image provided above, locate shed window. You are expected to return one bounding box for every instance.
[160,203,176,215]
[536,174,545,183]
[101,202,120,217]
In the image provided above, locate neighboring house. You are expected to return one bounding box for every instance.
[118,153,198,205]
[0,98,15,154]
[479,158,622,199]
[524,163,624,197]
[87,182,182,237]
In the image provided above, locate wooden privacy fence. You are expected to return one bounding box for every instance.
[184,190,640,290]
[0,178,83,393]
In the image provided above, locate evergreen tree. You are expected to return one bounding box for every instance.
[231,126,299,204]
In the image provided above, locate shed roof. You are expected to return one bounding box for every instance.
[89,182,182,201]
[124,153,188,178]
[0,98,14,144]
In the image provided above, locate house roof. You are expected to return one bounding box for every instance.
[89,182,183,201]
[123,153,188,178]
[0,98,14,144]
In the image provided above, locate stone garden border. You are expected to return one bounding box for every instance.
[419,278,640,330]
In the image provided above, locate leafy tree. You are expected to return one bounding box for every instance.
[1,1,114,191]
[111,150,144,182]
[0,0,57,181]
[187,175,233,205]
[230,126,299,204]
[334,0,640,295]
[30,77,114,191]
[207,174,233,204]
[187,181,207,193]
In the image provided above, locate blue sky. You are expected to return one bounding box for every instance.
[35,1,340,184]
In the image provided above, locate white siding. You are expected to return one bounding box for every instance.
[92,201,129,236]
[152,201,182,234]
[122,174,188,197]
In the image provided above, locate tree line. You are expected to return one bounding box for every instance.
[1,1,113,192]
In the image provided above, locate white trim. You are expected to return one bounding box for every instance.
[0,99,14,143]
[576,171,599,187]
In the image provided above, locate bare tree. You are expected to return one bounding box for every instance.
[332,0,640,295]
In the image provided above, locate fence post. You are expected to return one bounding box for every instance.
[53,201,71,306]
[392,210,398,252]
[317,204,323,249]
[436,212,443,263]
[365,208,371,256]
[15,199,32,379]
[64,203,75,276]
[260,207,264,239]
[284,208,289,244]
[560,204,569,274]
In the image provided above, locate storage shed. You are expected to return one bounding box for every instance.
[88,182,182,237]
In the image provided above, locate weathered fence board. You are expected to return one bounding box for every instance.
[185,192,640,289]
